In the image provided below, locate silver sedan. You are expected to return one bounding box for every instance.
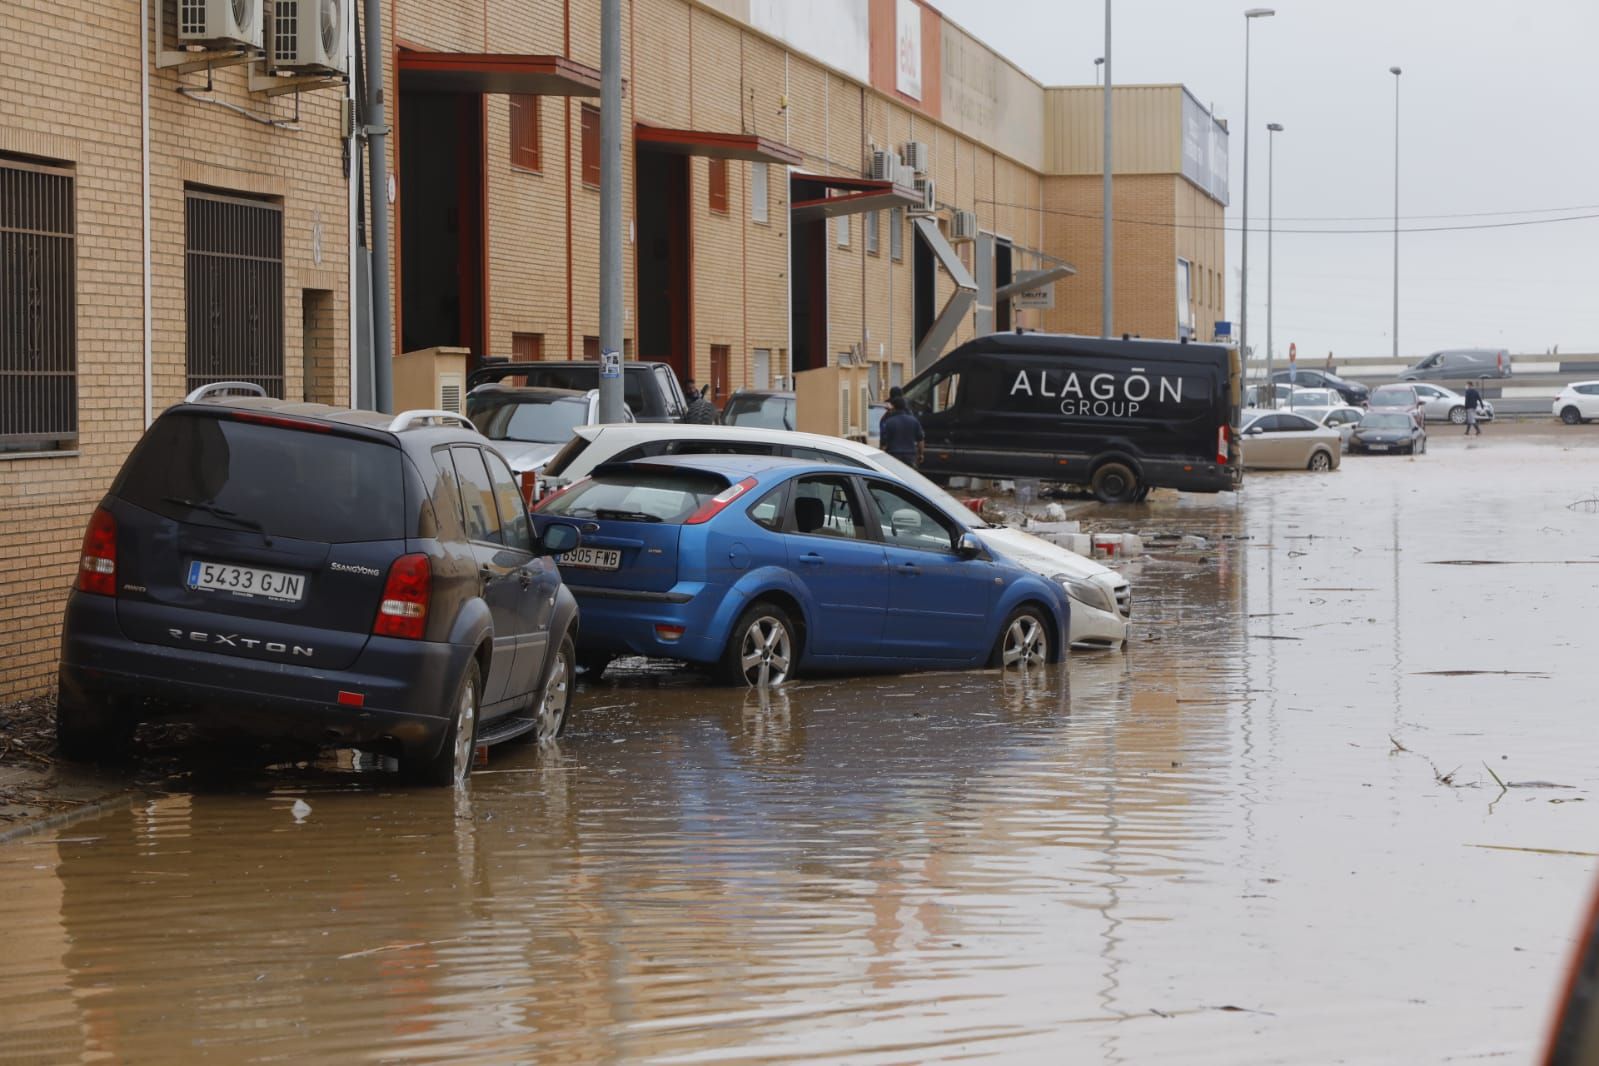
[1405,382,1495,424]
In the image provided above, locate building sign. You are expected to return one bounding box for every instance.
[1011,270,1055,310]
[896,0,922,100]
[1007,367,1202,420]
[1180,91,1229,205]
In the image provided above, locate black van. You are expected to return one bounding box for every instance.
[902,333,1241,503]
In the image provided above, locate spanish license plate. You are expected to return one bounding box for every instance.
[559,547,622,571]
[187,560,306,602]
[1370,444,1389,452]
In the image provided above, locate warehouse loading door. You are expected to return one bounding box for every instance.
[635,150,691,378]
[399,92,486,360]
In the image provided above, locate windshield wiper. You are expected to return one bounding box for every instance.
[593,508,663,523]
[162,496,274,546]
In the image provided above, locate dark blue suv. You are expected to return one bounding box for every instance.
[57,383,585,786]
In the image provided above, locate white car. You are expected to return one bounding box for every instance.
[540,423,1133,649]
[1554,381,1599,425]
[467,385,633,490]
[1245,382,1326,408]
[1293,405,1366,450]
[1406,382,1494,424]
[1278,387,1343,410]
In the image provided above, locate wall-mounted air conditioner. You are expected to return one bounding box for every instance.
[901,141,929,176]
[911,175,936,214]
[180,0,264,50]
[270,0,347,74]
[869,149,900,185]
[950,210,978,242]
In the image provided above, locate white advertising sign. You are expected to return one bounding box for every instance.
[896,0,922,100]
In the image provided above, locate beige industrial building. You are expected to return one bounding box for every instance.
[0,0,1228,697]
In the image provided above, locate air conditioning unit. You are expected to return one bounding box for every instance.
[869,149,900,184]
[950,210,978,242]
[438,371,464,414]
[180,0,264,50]
[901,141,929,175]
[911,175,936,214]
[270,0,347,74]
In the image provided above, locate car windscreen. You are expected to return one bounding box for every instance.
[468,394,590,443]
[538,470,728,524]
[115,412,404,543]
[1360,413,1412,430]
[722,395,794,430]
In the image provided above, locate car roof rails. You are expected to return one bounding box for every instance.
[388,410,476,433]
[185,381,268,403]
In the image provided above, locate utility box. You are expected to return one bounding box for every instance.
[795,363,874,442]
[393,346,470,414]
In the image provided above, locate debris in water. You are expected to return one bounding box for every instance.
[291,799,312,822]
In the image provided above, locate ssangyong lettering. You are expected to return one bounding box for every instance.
[330,561,382,577]
[168,628,314,657]
[1009,367,1184,418]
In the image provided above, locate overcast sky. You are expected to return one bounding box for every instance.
[934,0,1599,360]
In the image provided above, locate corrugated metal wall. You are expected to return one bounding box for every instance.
[1044,85,1181,176]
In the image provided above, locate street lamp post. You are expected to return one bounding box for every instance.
[1390,65,1402,363]
[1267,122,1282,407]
[1101,2,1113,339]
[1239,8,1275,395]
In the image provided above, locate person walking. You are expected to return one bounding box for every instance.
[878,395,924,467]
[1463,381,1484,436]
[684,383,719,425]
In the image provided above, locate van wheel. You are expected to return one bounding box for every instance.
[719,601,797,687]
[408,662,479,787]
[535,633,575,741]
[55,692,136,763]
[1090,462,1139,504]
[1562,406,1584,426]
[1448,405,1466,424]
[1307,450,1332,472]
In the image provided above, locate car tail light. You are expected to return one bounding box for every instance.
[655,624,686,642]
[373,554,431,639]
[685,477,758,525]
[519,470,540,504]
[1216,424,1230,465]
[75,507,118,596]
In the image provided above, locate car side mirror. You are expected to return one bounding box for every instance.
[539,522,580,555]
[1245,426,1264,435]
[956,532,984,560]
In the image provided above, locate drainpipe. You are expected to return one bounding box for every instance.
[346,0,359,405]
[363,0,393,412]
[141,0,152,426]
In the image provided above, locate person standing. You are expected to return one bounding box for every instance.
[1463,381,1484,436]
[878,395,925,467]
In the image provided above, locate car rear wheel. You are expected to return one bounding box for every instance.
[992,606,1050,669]
[1307,450,1332,472]
[719,601,797,687]
[535,633,575,741]
[1562,406,1584,426]
[1090,462,1139,504]
[409,661,479,787]
[55,692,136,763]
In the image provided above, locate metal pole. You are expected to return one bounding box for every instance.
[364,0,393,413]
[597,0,625,423]
[1391,66,1402,363]
[1239,19,1250,389]
[1266,127,1274,407]
[1101,0,1112,339]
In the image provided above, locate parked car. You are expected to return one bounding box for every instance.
[902,332,1242,503]
[1368,383,1429,418]
[1278,387,1344,410]
[1543,872,1599,1064]
[536,422,1132,649]
[1294,405,1367,450]
[467,384,633,497]
[1553,381,1599,425]
[532,454,1071,684]
[468,358,691,422]
[1350,410,1427,455]
[721,389,796,430]
[1267,367,1370,406]
[1404,382,1494,424]
[1245,382,1326,408]
[1398,348,1511,381]
[1236,409,1342,471]
[56,383,586,786]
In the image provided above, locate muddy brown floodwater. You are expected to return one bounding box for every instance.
[3,426,1598,1063]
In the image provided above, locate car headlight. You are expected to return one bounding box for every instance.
[1056,574,1115,613]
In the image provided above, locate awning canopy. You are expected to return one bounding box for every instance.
[995,264,1075,301]
[790,173,923,224]
[635,125,803,166]
[397,53,601,96]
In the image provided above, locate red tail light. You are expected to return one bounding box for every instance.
[75,507,118,596]
[1217,424,1230,465]
[373,554,431,639]
[685,477,758,525]
[519,470,540,504]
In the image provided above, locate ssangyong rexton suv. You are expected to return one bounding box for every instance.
[57,383,586,786]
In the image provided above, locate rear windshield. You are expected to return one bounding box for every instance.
[469,393,590,443]
[723,394,794,430]
[538,470,727,524]
[115,413,404,543]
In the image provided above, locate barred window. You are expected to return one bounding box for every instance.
[186,189,284,398]
[1,156,76,454]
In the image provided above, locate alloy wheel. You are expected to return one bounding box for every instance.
[537,646,571,741]
[1002,615,1048,668]
[739,615,792,687]
[1309,451,1331,472]
[450,675,477,784]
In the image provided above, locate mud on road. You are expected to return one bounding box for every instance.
[2,423,1598,1063]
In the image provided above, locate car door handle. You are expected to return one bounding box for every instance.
[898,562,921,576]
[799,553,824,565]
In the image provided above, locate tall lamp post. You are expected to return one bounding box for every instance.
[1101,1,1113,339]
[1239,8,1275,388]
[1389,65,1402,363]
[1266,122,1283,406]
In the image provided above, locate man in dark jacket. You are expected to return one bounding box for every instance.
[878,396,924,467]
[1463,381,1484,436]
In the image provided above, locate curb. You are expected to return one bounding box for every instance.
[0,789,140,846]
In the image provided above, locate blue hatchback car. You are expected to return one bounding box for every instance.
[532,455,1069,684]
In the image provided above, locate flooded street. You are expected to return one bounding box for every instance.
[4,427,1598,1064]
